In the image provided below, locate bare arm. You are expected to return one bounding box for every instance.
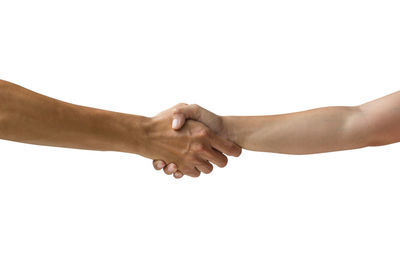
[0,79,147,154]
[0,80,241,177]
[359,91,400,146]
[223,106,368,154]
[165,91,400,155]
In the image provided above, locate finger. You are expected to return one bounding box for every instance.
[172,103,188,109]
[172,104,203,130]
[172,113,186,130]
[164,163,178,175]
[192,168,201,178]
[201,148,228,168]
[195,160,214,174]
[210,132,242,157]
[181,167,201,178]
[173,171,184,179]
[153,160,166,170]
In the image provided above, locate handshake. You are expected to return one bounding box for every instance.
[146,104,242,179]
[0,79,398,175]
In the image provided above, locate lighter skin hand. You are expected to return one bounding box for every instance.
[153,104,234,178]
[151,104,241,178]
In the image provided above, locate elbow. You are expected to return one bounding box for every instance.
[343,105,374,149]
[357,105,390,147]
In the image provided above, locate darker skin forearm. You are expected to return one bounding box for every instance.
[0,80,241,178]
[0,80,148,155]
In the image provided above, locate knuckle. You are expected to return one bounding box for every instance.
[193,143,206,152]
[198,128,210,137]
[175,103,188,108]
[198,144,207,151]
[172,107,182,115]
[190,104,202,117]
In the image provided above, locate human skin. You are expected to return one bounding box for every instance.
[0,80,241,177]
[154,91,400,177]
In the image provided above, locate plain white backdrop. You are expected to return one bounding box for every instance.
[0,0,399,266]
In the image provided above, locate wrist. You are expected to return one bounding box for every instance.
[99,111,151,156]
[221,116,239,144]
[222,116,254,148]
[134,115,160,158]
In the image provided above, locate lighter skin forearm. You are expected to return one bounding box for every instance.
[221,91,400,154]
[166,91,400,159]
[222,106,370,154]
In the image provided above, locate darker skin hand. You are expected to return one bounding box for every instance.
[147,104,241,178]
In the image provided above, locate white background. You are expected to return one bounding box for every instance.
[0,0,399,266]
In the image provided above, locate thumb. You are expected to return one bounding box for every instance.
[171,105,201,130]
[172,113,186,130]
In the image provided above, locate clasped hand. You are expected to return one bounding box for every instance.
[147,104,239,178]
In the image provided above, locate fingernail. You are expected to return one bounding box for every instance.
[156,161,164,169]
[172,118,179,129]
[168,164,176,172]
